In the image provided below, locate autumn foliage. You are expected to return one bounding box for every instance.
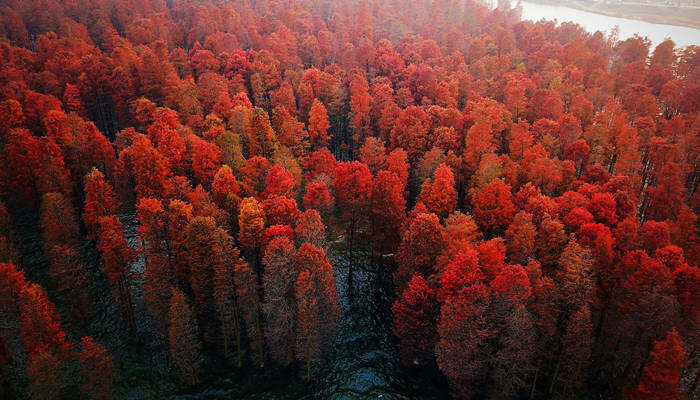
[0,0,698,398]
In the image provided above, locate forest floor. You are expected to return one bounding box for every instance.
[522,0,700,28]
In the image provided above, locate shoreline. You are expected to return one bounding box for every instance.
[519,0,700,29]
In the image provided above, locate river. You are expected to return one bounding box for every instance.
[518,1,700,48]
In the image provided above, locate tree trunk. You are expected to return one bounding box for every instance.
[235,305,242,368]
[257,309,264,368]
[529,362,540,400]
[306,343,311,381]
[346,215,355,304]
[548,350,563,395]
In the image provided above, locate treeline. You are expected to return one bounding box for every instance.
[0,0,698,399]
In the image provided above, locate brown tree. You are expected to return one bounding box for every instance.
[168,287,203,386]
[97,216,138,337]
[78,336,115,400]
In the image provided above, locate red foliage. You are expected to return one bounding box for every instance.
[262,236,297,366]
[490,264,531,302]
[20,282,72,399]
[439,250,483,302]
[211,165,241,224]
[393,275,439,366]
[418,163,457,220]
[239,156,271,199]
[370,171,406,254]
[579,223,615,268]
[263,224,295,246]
[626,329,688,400]
[117,135,170,200]
[385,148,410,190]
[294,243,340,379]
[587,192,618,226]
[471,178,516,235]
[264,165,295,198]
[395,213,446,289]
[535,216,568,267]
[0,1,698,396]
[640,220,671,255]
[359,137,387,174]
[189,135,221,187]
[505,211,536,265]
[304,148,337,185]
[83,168,120,238]
[303,181,334,218]
[476,238,507,281]
[262,195,300,227]
[185,216,234,315]
[238,197,266,255]
[308,99,331,148]
[295,209,326,248]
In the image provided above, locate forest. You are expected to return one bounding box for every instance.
[0,0,698,399]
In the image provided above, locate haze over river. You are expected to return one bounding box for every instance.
[519,1,700,48]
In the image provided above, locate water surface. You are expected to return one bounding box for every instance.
[519,1,700,47]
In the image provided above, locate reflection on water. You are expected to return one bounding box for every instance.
[519,1,700,47]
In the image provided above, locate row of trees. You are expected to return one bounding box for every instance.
[0,0,698,398]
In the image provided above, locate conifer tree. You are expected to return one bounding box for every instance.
[626,328,688,400]
[168,287,203,386]
[97,216,138,336]
[78,336,115,400]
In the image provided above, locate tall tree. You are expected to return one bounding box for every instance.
[307,99,330,149]
[471,178,516,236]
[234,260,264,368]
[168,287,203,387]
[137,198,173,337]
[185,216,232,315]
[294,244,340,379]
[370,171,406,255]
[78,336,115,400]
[626,328,688,400]
[392,275,439,367]
[83,168,120,239]
[19,283,72,400]
[238,197,266,276]
[505,211,536,265]
[554,306,593,398]
[213,249,245,366]
[0,202,20,264]
[395,213,446,290]
[40,192,91,327]
[295,209,326,248]
[333,161,372,298]
[262,236,297,366]
[436,283,493,398]
[418,163,457,220]
[96,216,138,337]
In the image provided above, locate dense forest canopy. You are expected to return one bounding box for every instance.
[0,0,698,399]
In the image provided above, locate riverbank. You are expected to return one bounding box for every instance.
[520,0,700,29]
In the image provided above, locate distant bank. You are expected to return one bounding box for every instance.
[519,1,700,47]
[519,0,700,29]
